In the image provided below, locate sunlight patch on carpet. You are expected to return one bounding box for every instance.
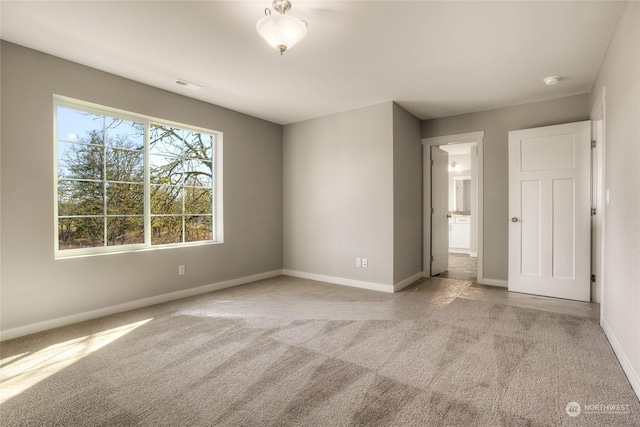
[175,300,405,321]
[0,318,152,404]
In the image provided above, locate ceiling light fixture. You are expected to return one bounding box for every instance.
[257,0,307,55]
[448,162,461,172]
[543,75,561,86]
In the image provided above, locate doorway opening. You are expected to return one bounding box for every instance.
[422,131,485,284]
[439,143,477,281]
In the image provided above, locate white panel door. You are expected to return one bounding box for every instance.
[508,121,591,301]
[431,146,449,275]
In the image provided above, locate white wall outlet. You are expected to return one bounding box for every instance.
[362,258,368,268]
[356,258,362,267]
[178,264,186,276]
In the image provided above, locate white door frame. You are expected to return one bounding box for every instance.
[422,131,487,283]
[590,87,606,309]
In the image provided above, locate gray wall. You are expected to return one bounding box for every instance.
[282,102,423,289]
[422,94,590,281]
[392,103,422,285]
[283,103,395,287]
[0,42,283,332]
[590,1,640,395]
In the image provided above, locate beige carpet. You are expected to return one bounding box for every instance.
[1,277,639,426]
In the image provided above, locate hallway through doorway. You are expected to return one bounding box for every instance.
[435,253,477,281]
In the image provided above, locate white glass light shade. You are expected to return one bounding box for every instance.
[256,14,307,53]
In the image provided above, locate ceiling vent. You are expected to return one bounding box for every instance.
[173,79,202,91]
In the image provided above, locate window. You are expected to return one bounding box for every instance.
[55,97,223,257]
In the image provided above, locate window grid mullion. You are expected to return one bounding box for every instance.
[144,121,151,247]
[212,137,216,240]
[181,156,186,243]
[102,118,108,247]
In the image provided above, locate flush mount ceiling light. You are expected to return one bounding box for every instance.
[544,75,561,86]
[448,162,461,172]
[257,0,307,55]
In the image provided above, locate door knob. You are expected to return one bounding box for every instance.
[447,214,452,218]
[511,217,519,223]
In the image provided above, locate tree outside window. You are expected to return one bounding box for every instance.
[55,101,220,255]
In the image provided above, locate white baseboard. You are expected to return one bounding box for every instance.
[0,270,283,341]
[282,269,394,293]
[448,248,470,254]
[394,272,424,292]
[477,277,508,288]
[601,318,640,401]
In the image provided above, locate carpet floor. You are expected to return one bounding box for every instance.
[1,276,639,426]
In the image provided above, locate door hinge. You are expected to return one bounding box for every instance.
[431,207,434,214]
[591,140,596,148]
[431,160,435,165]
[591,274,596,283]
[431,256,434,262]
[591,207,596,216]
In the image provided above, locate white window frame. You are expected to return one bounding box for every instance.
[54,95,224,259]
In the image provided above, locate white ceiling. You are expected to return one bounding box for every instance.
[0,1,625,125]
